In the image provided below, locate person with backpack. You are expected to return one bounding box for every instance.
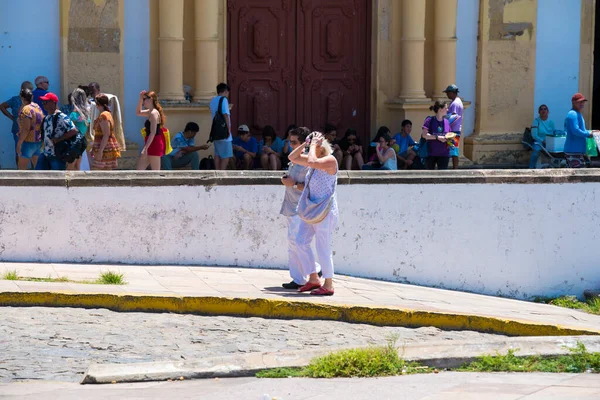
[36,93,78,171]
[422,101,452,170]
[209,83,233,170]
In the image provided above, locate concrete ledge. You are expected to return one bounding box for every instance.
[1,292,598,337]
[81,335,600,384]
[1,169,600,187]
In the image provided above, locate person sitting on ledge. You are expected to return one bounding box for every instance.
[232,124,258,170]
[339,128,364,170]
[161,122,210,170]
[362,130,397,170]
[529,104,555,169]
[392,119,417,170]
[324,123,343,167]
[258,125,284,170]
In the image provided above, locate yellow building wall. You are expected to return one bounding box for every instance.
[465,0,538,165]
[60,0,124,104]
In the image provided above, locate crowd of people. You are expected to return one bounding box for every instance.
[191,83,465,172]
[1,79,468,172]
[5,78,595,173]
[0,77,127,171]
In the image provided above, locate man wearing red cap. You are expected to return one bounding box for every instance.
[36,92,78,170]
[564,93,595,168]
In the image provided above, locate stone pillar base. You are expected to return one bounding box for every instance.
[464,133,530,166]
[386,98,432,142]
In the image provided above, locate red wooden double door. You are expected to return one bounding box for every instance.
[227,0,371,142]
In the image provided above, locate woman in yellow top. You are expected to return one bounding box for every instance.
[92,94,121,170]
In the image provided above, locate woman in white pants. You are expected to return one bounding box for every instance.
[288,131,338,296]
[280,127,321,289]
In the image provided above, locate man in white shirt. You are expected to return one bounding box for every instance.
[209,83,233,170]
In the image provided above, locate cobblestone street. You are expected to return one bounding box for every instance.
[0,307,504,383]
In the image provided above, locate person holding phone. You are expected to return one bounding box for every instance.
[280,127,321,289]
[161,122,210,170]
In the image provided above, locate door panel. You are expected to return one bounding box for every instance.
[297,0,369,143]
[227,0,370,143]
[227,0,296,137]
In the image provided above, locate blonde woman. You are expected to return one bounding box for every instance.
[136,90,166,170]
[288,131,338,296]
[67,88,91,170]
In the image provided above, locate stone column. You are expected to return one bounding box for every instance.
[159,0,185,100]
[194,0,219,101]
[433,0,457,100]
[399,0,427,100]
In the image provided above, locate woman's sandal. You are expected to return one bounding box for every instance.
[310,286,335,296]
[298,282,322,292]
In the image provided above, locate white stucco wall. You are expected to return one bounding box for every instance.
[0,0,61,169]
[534,0,581,125]
[0,181,598,300]
[456,0,479,137]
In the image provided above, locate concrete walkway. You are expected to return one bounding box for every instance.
[0,262,599,335]
[2,373,599,400]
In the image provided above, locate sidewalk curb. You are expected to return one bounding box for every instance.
[1,291,599,337]
[81,336,600,384]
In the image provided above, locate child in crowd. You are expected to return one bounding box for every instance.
[392,120,418,169]
[232,124,258,170]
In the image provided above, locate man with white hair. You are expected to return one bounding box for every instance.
[32,76,50,115]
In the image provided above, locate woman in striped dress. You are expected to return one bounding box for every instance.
[91,94,121,170]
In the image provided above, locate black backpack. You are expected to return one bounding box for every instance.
[49,113,87,163]
[200,155,216,170]
[208,97,229,142]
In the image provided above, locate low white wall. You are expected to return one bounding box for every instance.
[0,173,598,300]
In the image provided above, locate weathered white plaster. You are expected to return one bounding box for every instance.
[0,182,598,299]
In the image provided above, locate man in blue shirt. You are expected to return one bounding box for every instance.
[32,76,50,116]
[232,124,258,169]
[0,81,34,166]
[564,93,594,168]
[161,122,210,170]
[392,119,417,169]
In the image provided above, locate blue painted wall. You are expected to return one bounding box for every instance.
[456,0,479,137]
[534,0,581,128]
[0,0,60,168]
[123,0,150,148]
